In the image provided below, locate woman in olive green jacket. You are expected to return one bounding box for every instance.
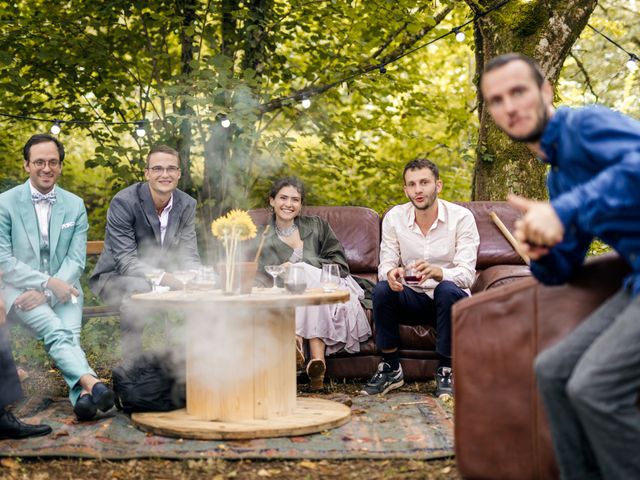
[258,178,371,390]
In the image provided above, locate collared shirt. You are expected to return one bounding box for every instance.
[29,181,54,245]
[533,105,640,295]
[378,199,480,298]
[158,194,173,245]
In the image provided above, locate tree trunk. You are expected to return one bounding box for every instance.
[176,0,197,195]
[468,0,597,200]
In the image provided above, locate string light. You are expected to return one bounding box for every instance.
[50,120,61,135]
[0,112,149,138]
[1,1,636,126]
[134,120,147,137]
[587,24,639,72]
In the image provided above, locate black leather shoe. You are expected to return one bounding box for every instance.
[0,410,52,439]
[91,382,115,413]
[73,394,97,421]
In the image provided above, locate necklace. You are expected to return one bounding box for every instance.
[275,223,298,237]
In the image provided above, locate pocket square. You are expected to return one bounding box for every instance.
[61,221,76,229]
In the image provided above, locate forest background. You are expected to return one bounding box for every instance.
[0,0,638,253]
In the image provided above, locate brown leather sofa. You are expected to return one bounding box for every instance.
[250,201,530,381]
[452,253,631,480]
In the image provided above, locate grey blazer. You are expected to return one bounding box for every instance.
[89,182,201,297]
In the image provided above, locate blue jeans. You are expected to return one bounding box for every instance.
[534,288,640,480]
[372,280,468,357]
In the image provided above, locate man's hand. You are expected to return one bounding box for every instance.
[46,278,80,303]
[508,194,564,260]
[14,290,47,311]
[414,260,443,283]
[161,272,185,291]
[386,267,404,292]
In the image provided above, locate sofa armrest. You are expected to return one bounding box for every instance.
[452,253,630,480]
[471,264,531,293]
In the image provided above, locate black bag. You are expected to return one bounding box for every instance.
[112,352,186,414]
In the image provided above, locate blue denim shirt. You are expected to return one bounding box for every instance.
[531,106,640,296]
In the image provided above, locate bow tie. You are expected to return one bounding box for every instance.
[31,191,57,205]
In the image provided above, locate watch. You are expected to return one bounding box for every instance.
[43,289,52,303]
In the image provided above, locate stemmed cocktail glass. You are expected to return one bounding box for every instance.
[174,270,197,291]
[265,264,285,290]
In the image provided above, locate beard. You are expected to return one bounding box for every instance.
[410,189,438,211]
[507,102,549,143]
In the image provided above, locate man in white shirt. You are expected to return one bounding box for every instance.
[89,145,201,359]
[0,134,114,421]
[361,158,479,397]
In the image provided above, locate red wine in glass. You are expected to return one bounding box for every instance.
[403,275,423,286]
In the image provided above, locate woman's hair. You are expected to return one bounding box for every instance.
[268,176,306,203]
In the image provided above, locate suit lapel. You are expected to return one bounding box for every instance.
[18,181,41,261]
[48,188,65,261]
[139,183,161,245]
[163,193,181,249]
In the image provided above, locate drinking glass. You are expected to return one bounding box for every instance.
[144,269,164,292]
[402,259,423,286]
[320,264,341,292]
[174,270,197,291]
[264,264,285,290]
[284,264,307,294]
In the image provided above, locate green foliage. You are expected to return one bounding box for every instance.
[558,0,640,118]
[588,239,612,257]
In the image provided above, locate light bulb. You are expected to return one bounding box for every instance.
[135,121,146,138]
[301,97,311,109]
[627,56,638,72]
[455,30,466,42]
[50,121,61,135]
[220,117,231,128]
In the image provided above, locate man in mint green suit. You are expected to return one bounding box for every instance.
[0,134,114,421]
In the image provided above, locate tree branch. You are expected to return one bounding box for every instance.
[569,51,599,101]
[257,3,453,114]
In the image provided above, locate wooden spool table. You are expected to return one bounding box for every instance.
[129,288,352,439]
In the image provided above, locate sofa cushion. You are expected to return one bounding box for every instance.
[249,206,381,274]
[458,201,526,269]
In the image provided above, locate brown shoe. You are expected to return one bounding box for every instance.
[306,359,326,391]
[296,340,305,369]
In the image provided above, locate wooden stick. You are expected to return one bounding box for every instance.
[489,211,530,266]
[253,225,271,263]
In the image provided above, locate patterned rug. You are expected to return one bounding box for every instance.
[0,393,453,460]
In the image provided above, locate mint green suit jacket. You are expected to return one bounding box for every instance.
[0,180,88,311]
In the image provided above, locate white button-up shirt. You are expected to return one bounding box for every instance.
[158,194,173,245]
[29,181,54,245]
[378,199,480,298]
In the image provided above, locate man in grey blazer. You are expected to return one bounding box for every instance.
[89,145,201,359]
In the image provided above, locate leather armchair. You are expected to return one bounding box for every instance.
[452,253,630,479]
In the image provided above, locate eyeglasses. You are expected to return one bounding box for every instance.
[147,166,180,175]
[30,159,61,168]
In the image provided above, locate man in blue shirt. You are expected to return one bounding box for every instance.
[481,53,640,479]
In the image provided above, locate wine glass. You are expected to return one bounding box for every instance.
[264,264,285,290]
[144,269,164,292]
[174,270,197,291]
[284,264,307,294]
[403,259,423,286]
[321,264,340,292]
